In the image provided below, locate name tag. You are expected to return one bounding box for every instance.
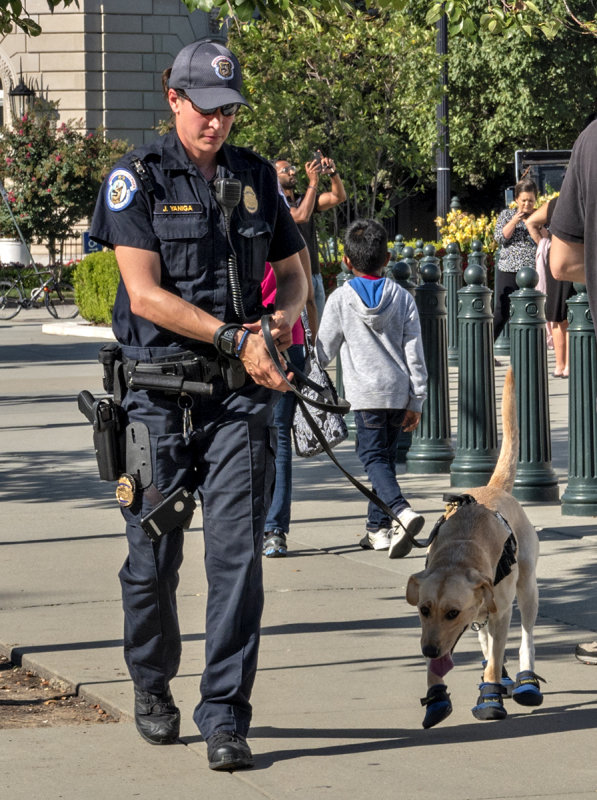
[155,202,204,215]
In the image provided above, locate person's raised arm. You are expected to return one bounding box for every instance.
[317,156,346,211]
[288,160,320,225]
[525,203,550,244]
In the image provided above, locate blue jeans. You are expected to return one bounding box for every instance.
[354,409,409,531]
[265,344,306,534]
[312,273,326,322]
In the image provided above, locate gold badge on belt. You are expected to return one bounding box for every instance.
[116,473,136,507]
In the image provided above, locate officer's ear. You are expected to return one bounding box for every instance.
[168,89,182,115]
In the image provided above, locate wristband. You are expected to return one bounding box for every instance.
[213,323,244,359]
[235,328,250,357]
[328,170,337,177]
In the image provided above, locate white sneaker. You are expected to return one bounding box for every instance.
[388,507,424,559]
[359,528,391,551]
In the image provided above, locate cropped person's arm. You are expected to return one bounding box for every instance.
[550,237,586,283]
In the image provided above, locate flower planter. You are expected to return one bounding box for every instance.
[0,238,30,266]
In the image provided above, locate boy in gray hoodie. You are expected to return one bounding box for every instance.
[316,219,428,557]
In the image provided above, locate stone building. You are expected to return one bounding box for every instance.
[0,0,222,147]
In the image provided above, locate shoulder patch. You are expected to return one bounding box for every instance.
[106,168,138,212]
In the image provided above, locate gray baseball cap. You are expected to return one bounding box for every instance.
[168,40,252,110]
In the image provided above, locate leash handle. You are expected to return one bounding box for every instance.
[261,314,427,548]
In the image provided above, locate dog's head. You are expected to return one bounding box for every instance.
[406,566,496,660]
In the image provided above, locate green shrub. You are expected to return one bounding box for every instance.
[73,251,120,325]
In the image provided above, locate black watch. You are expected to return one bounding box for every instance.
[213,324,243,359]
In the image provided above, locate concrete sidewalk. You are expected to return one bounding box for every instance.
[1,310,596,800]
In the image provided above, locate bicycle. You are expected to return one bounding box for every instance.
[0,262,79,321]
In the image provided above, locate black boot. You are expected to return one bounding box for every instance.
[134,686,180,745]
[206,731,254,771]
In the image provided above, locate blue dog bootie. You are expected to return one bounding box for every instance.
[471,682,508,721]
[421,683,452,729]
[512,670,545,707]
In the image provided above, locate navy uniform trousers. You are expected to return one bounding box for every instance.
[118,345,277,741]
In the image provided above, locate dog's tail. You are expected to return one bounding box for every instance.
[487,367,518,493]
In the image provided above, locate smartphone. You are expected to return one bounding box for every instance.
[313,150,322,164]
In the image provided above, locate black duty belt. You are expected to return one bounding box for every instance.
[123,351,220,396]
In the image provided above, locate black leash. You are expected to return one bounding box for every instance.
[261,315,427,547]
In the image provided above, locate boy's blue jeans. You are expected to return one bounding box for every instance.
[354,409,409,531]
[265,344,306,534]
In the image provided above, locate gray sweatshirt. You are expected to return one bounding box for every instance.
[315,278,428,412]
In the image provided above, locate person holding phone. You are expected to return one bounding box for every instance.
[493,178,541,341]
[274,151,346,321]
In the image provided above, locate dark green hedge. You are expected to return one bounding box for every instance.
[73,251,120,325]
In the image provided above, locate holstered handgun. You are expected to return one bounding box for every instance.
[78,390,125,481]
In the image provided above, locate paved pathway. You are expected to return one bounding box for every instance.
[0,310,596,800]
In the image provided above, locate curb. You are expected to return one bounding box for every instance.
[42,319,115,340]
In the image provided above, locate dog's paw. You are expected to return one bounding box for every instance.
[512,670,545,707]
[471,682,508,721]
[480,660,515,696]
[420,684,452,729]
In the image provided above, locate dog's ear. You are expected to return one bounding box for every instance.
[467,568,498,614]
[480,580,497,614]
[406,574,422,606]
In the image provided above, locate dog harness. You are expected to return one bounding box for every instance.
[426,493,518,587]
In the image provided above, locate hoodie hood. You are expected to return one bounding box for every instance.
[347,277,404,331]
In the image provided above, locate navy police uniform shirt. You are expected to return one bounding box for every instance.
[90,130,304,350]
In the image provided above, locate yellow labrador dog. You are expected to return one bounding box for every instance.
[406,368,543,728]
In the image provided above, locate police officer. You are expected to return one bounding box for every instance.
[89,39,306,771]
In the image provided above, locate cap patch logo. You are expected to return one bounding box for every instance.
[211,55,234,81]
[243,185,259,214]
[106,168,138,212]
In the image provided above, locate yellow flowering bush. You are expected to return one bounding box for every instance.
[435,209,499,255]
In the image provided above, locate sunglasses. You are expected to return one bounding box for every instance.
[176,91,240,117]
[277,166,297,174]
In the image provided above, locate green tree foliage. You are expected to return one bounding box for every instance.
[448,13,597,188]
[0,112,129,263]
[184,0,566,39]
[0,0,79,36]
[228,9,440,229]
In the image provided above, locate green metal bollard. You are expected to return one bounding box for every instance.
[387,259,415,463]
[450,263,498,486]
[492,245,512,358]
[509,267,559,502]
[466,239,487,279]
[442,242,463,367]
[414,239,425,259]
[562,284,597,515]
[393,233,405,259]
[387,260,416,296]
[401,246,419,285]
[406,260,454,474]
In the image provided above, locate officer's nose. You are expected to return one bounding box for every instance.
[208,111,225,130]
